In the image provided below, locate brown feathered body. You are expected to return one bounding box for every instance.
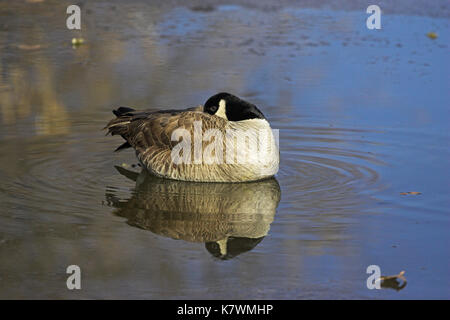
[105,106,279,182]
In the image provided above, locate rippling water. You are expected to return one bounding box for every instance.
[0,1,448,299]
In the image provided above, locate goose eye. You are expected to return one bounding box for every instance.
[210,105,218,113]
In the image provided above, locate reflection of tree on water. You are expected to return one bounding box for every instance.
[0,1,261,137]
[106,166,281,259]
[0,57,70,135]
[0,22,69,136]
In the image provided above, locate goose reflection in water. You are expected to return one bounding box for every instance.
[106,166,281,259]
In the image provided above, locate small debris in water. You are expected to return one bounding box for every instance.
[71,38,85,47]
[379,271,407,291]
[400,191,422,195]
[190,5,215,12]
[426,32,438,39]
[17,44,41,50]
[380,270,406,281]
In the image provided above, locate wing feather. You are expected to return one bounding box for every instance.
[126,111,226,178]
[105,105,277,182]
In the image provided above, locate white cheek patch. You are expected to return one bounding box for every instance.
[215,99,228,119]
[216,238,228,256]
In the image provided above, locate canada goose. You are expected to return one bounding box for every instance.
[107,167,281,259]
[105,93,279,182]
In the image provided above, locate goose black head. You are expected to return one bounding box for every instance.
[203,92,266,121]
[205,237,265,260]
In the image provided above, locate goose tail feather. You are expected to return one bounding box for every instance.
[104,106,137,151]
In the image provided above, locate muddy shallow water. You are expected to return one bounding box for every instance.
[0,1,448,299]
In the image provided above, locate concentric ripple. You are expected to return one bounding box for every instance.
[268,116,385,217]
[0,122,132,225]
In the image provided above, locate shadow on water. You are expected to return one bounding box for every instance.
[106,166,281,260]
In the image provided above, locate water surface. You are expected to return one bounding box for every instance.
[0,1,449,299]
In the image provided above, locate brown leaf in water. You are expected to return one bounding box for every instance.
[379,271,407,291]
[380,270,406,281]
[400,191,422,195]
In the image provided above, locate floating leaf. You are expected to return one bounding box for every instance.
[380,270,406,281]
[379,271,407,291]
[427,32,438,39]
[400,191,422,195]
